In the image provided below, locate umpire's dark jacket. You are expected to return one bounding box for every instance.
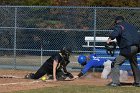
[109,22,140,55]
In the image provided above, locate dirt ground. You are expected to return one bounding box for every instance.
[0,69,134,93]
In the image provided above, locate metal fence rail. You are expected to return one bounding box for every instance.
[0,6,140,70]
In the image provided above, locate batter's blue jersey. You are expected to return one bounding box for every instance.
[81,58,107,74]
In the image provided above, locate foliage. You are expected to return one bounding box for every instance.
[87,0,140,7]
[0,0,53,6]
[0,0,139,7]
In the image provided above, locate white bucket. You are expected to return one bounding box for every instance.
[119,70,128,81]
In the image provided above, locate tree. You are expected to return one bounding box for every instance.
[0,0,139,7]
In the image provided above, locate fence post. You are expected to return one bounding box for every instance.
[92,8,97,72]
[13,7,17,69]
[93,8,97,53]
[41,45,43,66]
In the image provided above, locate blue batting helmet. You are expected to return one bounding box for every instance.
[78,55,87,65]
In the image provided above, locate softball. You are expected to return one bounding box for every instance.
[41,76,46,81]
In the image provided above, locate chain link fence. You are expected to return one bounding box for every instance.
[0,6,140,70]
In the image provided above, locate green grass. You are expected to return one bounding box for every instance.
[12,85,140,93]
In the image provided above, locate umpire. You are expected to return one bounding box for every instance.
[107,16,140,87]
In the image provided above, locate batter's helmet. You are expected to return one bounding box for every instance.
[78,55,87,65]
[105,42,116,56]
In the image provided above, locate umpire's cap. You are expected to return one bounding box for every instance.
[115,16,124,21]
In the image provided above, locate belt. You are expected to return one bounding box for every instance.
[131,44,138,46]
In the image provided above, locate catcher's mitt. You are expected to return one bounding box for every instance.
[65,72,74,79]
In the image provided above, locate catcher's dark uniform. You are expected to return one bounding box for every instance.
[25,52,73,80]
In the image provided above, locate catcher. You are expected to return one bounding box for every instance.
[25,47,74,81]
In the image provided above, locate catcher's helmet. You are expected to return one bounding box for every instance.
[78,55,87,65]
[105,42,116,56]
[60,47,72,58]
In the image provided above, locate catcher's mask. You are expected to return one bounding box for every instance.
[60,47,72,59]
[105,42,116,56]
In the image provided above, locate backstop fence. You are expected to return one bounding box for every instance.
[0,6,140,70]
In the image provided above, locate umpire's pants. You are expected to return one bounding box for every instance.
[111,45,140,84]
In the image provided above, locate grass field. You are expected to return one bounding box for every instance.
[12,85,140,93]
